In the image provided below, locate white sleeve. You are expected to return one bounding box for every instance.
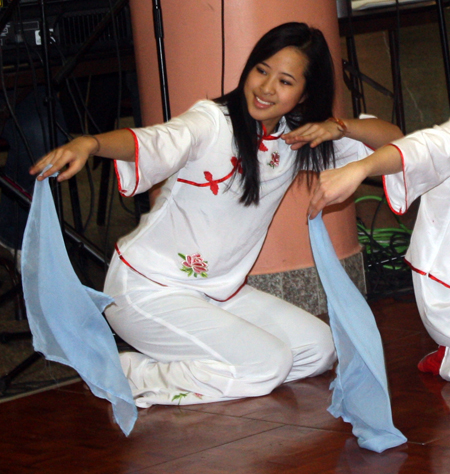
[114,101,222,197]
[332,115,376,168]
[383,120,450,214]
[333,136,374,168]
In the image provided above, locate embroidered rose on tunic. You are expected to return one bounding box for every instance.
[179,253,208,278]
[268,151,280,168]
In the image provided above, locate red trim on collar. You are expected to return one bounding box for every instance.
[258,124,281,151]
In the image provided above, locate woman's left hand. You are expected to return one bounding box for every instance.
[282,120,345,150]
[308,161,367,219]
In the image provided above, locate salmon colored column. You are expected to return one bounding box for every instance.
[128,0,360,272]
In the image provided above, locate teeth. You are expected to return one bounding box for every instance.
[256,96,272,106]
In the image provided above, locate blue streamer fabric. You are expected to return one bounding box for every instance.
[308,213,407,453]
[21,172,137,436]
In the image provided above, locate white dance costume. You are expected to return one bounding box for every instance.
[105,100,373,407]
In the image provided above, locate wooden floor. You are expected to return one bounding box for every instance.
[1,294,449,474]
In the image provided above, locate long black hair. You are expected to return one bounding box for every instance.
[214,22,336,206]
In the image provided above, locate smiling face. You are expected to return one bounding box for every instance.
[243,46,308,135]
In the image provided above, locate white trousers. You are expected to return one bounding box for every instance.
[104,253,336,407]
[413,272,450,381]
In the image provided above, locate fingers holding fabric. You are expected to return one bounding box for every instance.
[308,162,367,219]
[29,136,95,182]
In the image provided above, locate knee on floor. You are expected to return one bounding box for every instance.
[241,341,293,395]
[302,328,337,377]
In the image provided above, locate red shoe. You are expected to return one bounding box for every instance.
[418,346,447,375]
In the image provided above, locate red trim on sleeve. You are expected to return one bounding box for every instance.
[382,144,407,216]
[114,128,140,197]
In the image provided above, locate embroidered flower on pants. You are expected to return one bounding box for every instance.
[172,392,204,405]
[268,151,280,168]
[179,253,208,278]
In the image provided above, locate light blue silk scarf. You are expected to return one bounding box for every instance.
[21,173,137,436]
[308,213,407,453]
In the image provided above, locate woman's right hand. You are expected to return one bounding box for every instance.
[29,135,99,182]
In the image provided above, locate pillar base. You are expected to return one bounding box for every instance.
[248,249,366,317]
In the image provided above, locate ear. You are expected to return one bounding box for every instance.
[298,93,307,104]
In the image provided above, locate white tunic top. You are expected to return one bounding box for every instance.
[383,120,450,288]
[114,100,372,301]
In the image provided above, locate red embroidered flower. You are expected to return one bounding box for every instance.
[178,253,209,278]
[268,151,280,168]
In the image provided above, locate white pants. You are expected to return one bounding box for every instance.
[413,272,450,380]
[104,253,336,407]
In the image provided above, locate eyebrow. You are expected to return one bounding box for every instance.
[260,61,298,82]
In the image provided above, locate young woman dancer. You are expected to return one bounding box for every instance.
[31,22,402,407]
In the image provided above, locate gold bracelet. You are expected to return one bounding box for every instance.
[327,117,347,135]
[82,135,101,155]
